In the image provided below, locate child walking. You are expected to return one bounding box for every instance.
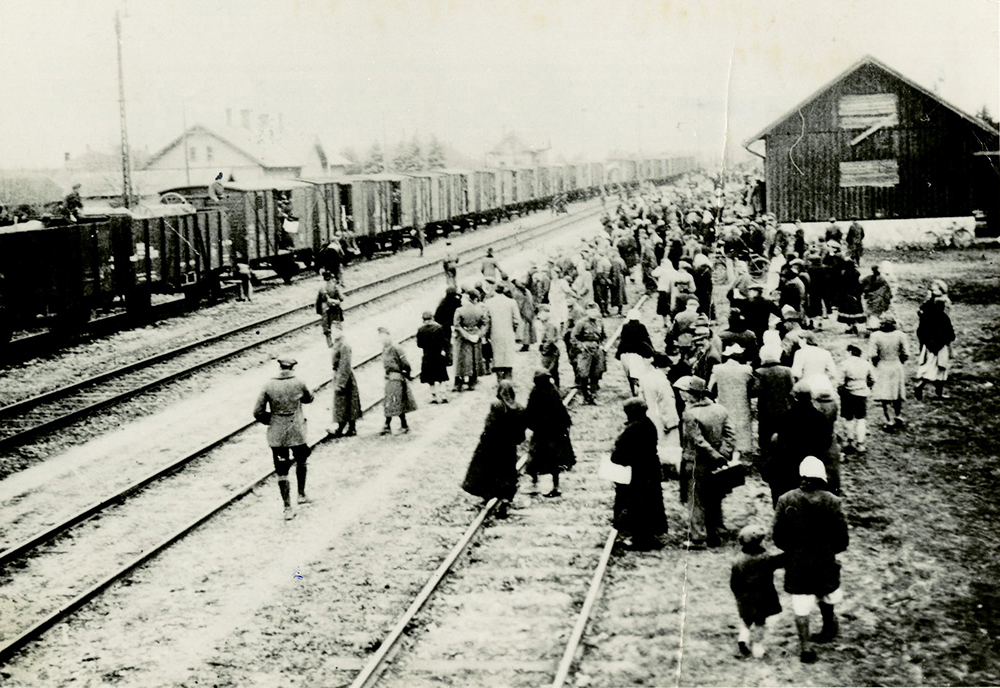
[730,525,784,658]
[839,343,876,453]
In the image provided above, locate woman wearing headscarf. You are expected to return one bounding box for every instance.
[609,398,668,550]
[461,380,526,518]
[915,279,955,400]
[524,370,575,498]
[869,314,909,430]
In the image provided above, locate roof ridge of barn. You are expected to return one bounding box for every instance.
[744,54,1000,149]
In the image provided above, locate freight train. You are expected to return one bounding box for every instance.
[0,157,694,344]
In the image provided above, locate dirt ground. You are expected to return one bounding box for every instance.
[639,247,1000,687]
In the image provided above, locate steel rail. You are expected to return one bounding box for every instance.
[0,331,413,570]
[0,205,606,663]
[0,336,407,665]
[348,294,646,688]
[0,203,602,453]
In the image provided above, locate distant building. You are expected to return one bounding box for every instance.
[143,124,303,186]
[486,132,550,168]
[744,55,999,225]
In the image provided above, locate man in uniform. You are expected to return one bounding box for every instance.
[380,326,418,435]
[571,302,606,404]
[253,358,314,520]
[316,271,344,347]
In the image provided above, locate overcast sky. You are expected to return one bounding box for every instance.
[1,0,997,169]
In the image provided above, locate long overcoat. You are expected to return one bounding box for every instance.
[453,302,488,378]
[383,344,418,417]
[484,293,522,369]
[610,416,668,537]
[331,341,363,423]
[462,401,526,500]
[750,362,793,459]
[417,321,450,384]
[253,371,313,447]
[524,382,575,476]
[773,487,849,596]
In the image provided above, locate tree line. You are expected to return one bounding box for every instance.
[339,134,447,175]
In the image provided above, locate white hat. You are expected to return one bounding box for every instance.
[722,344,745,357]
[799,456,827,481]
[627,309,642,321]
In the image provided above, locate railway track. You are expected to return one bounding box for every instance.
[0,329,414,665]
[347,300,645,688]
[0,204,608,667]
[0,202,603,455]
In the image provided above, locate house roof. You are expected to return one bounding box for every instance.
[143,124,303,170]
[744,55,1000,148]
[488,131,550,155]
[0,174,66,206]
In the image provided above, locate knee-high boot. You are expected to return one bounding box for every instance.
[296,461,308,500]
[813,602,839,643]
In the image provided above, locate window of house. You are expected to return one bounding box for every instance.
[189,146,196,162]
[206,146,214,162]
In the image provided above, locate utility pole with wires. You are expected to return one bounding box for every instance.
[115,9,134,209]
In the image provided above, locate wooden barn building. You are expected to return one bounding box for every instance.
[744,56,999,228]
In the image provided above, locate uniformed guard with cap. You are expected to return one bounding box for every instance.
[571,302,607,404]
[380,326,418,435]
[253,357,314,520]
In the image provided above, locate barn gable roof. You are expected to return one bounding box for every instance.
[744,55,1000,148]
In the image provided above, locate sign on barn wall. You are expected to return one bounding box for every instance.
[838,94,899,129]
[839,160,900,187]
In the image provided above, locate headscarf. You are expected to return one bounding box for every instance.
[525,370,569,430]
[496,380,519,411]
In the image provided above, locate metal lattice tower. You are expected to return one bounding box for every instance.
[115,10,133,209]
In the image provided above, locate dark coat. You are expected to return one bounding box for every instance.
[524,380,575,475]
[769,399,836,501]
[731,551,785,625]
[917,298,955,354]
[616,320,655,359]
[417,321,450,384]
[611,416,667,537]
[693,264,714,317]
[462,401,526,501]
[750,362,793,454]
[331,341,362,423]
[773,487,848,595]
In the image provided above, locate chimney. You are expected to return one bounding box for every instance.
[241,109,251,129]
[226,108,232,127]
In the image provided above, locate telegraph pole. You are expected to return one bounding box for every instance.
[115,10,134,208]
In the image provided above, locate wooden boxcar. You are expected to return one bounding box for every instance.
[349,173,418,254]
[130,206,230,298]
[0,217,133,337]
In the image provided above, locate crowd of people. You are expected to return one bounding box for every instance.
[251,170,959,665]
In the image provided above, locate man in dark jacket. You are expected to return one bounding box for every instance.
[253,358,314,520]
[773,457,849,664]
[751,346,794,470]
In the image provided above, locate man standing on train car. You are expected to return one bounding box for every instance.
[62,183,83,222]
[316,271,344,347]
[254,357,314,521]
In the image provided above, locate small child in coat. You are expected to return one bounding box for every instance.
[730,525,784,658]
[839,343,876,453]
